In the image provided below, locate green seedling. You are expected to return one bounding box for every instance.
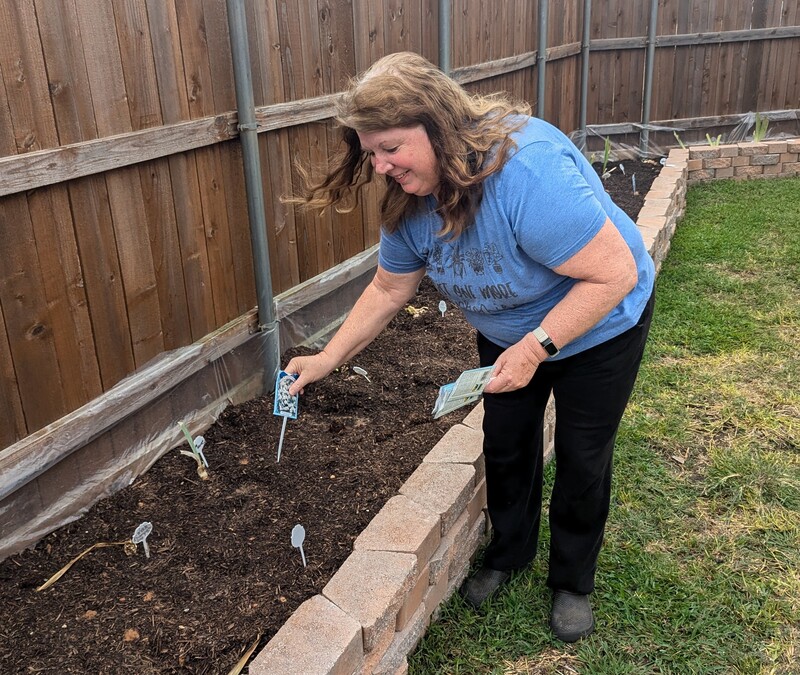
[673,131,687,149]
[753,112,769,142]
[706,133,722,147]
[601,136,612,177]
[178,422,209,480]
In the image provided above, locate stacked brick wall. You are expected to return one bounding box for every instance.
[686,140,800,183]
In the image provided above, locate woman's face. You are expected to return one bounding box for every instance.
[357,125,440,197]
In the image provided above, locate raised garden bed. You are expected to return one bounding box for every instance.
[0,158,670,674]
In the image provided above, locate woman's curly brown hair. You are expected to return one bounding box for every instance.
[289,52,531,240]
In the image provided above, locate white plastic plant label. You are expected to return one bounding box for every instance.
[291,524,307,568]
[132,522,153,558]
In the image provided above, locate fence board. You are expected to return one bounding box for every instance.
[6,1,102,413]
[709,0,726,117]
[421,0,438,64]
[203,0,256,317]
[278,1,330,283]
[0,301,26,445]
[319,0,363,266]
[76,0,165,369]
[115,0,193,350]
[176,0,240,327]
[0,0,52,153]
[250,1,299,294]
[0,195,67,429]
[146,0,217,341]
[784,5,800,110]
[0,2,95,428]
[353,0,386,247]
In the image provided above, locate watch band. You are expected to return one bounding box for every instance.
[532,326,560,357]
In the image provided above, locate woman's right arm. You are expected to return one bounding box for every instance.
[285,264,426,395]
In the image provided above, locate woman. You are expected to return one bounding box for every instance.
[284,52,655,643]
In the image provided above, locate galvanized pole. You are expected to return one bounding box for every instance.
[537,0,549,119]
[439,0,451,73]
[578,0,592,151]
[226,0,279,377]
[640,0,659,157]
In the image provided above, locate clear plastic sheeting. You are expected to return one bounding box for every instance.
[0,243,380,561]
[570,109,800,159]
[0,327,274,561]
[276,244,379,350]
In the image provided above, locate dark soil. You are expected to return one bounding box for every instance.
[0,160,661,674]
[592,157,663,218]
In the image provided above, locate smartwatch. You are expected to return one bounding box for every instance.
[532,326,560,357]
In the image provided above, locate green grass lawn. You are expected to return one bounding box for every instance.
[409,177,800,675]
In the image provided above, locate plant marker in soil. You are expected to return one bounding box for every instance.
[273,371,299,462]
[291,524,307,567]
[353,366,371,382]
[132,522,153,559]
[438,300,447,317]
[35,522,154,591]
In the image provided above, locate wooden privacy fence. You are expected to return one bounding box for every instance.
[0,0,799,453]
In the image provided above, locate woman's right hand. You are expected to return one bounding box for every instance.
[283,350,338,396]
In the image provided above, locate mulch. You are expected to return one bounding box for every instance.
[0,159,661,674]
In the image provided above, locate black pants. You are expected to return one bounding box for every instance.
[477,290,654,594]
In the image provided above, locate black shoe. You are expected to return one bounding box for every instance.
[550,591,595,642]
[459,567,511,609]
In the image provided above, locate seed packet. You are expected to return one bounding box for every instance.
[273,371,299,419]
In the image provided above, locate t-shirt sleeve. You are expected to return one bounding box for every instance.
[378,226,427,274]
[500,142,608,268]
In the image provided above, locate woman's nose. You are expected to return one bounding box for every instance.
[372,154,393,175]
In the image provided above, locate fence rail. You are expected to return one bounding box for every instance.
[1,0,799,451]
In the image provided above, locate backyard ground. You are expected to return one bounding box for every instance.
[0,160,661,674]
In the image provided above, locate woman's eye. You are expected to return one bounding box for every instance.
[384,147,398,154]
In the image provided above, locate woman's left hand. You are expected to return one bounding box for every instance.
[482,335,544,394]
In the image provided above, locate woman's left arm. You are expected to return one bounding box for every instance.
[483,217,638,393]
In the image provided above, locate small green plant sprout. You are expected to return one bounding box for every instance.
[753,112,769,142]
[438,300,447,317]
[291,524,307,568]
[673,131,687,149]
[352,366,371,382]
[706,133,722,147]
[178,422,209,480]
[601,136,612,177]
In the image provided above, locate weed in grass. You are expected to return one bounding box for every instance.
[409,178,800,674]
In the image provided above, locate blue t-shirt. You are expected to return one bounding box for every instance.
[379,117,655,358]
